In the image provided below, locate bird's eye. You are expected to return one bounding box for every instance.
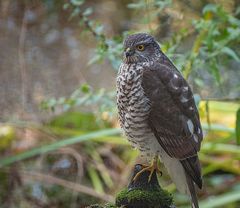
[136,45,145,51]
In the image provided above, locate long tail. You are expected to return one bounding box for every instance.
[185,173,199,208]
[181,156,202,208]
[157,150,201,207]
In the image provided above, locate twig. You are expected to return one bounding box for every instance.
[145,0,153,32]
[21,171,114,202]
[78,13,107,48]
[56,147,84,180]
[18,7,27,114]
[202,97,240,102]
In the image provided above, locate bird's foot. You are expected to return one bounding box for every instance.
[133,156,162,183]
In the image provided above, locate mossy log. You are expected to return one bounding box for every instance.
[87,164,176,208]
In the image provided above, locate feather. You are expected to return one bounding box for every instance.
[142,54,203,159]
[141,53,203,207]
[181,156,202,188]
[186,171,199,208]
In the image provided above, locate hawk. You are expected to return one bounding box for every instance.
[116,33,203,208]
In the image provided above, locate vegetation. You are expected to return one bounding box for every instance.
[0,0,239,207]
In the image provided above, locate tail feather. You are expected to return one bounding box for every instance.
[186,173,199,208]
[180,156,202,188]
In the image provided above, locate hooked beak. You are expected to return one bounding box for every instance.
[124,47,134,57]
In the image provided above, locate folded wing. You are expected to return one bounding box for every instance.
[142,56,203,188]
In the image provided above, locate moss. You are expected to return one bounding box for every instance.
[116,187,173,208]
[87,203,117,208]
[104,203,118,208]
[87,205,104,208]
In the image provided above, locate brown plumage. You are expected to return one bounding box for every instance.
[117,33,203,208]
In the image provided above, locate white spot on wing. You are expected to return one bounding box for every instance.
[174,74,178,78]
[198,128,201,134]
[193,134,198,143]
[187,119,194,134]
[183,86,188,91]
[180,95,188,103]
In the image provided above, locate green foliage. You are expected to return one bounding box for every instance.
[41,84,116,118]
[199,190,240,208]
[188,4,240,82]
[236,108,240,145]
[63,0,126,70]
[48,112,111,131]
[87,203,116,208]
[41,1,240,121]
[0,171,9,204]
[128,0,172,10]
[0,126,15,150]
[0,128,121,168]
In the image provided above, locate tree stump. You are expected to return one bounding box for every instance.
[88,164,175,208]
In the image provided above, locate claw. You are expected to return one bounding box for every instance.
[133,156,162,183]
[133,165,151,182]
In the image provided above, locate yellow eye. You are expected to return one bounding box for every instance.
[136,45,145,51]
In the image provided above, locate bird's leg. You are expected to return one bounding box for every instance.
[133,155,162,183]
[147,155,162,182]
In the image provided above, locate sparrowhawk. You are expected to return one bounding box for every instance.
[116,33,203,208]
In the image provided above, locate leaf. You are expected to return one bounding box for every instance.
[205,101,211,130]
[236,108,240,145]
[193,94,201,108]
[201,143,240,155]
[88,165,104,193]
[81,83,90,93]
[95,25,104,35]
[0,126,15,150]
[155,0,172,10]
[70,0,84,6]
[83,7,93,16]
[202,4,218,15]
[127,2,145,9]
[0,128,121,168]
[209,60,221,85]
[199,189,240,208]
[63,3,69,10]
[235,6,240,15]
[221,47,240,62]
[69,7,80,19]
[88,54,102,65]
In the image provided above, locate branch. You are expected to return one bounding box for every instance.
[21,171,114,202]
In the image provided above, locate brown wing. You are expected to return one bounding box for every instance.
[142,55,203,188]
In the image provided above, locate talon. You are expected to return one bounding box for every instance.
[148,168,155,182]
[133,165,149,182]
[133,156,162,183]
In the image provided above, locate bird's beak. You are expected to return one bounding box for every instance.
[124,48,134,57]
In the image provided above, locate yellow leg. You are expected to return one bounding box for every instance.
[133,156,162,182]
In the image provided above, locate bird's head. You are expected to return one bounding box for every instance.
[123,33,161,64]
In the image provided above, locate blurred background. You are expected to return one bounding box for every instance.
[0,0,239,207]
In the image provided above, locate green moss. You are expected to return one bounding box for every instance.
[87,203,117,208]
[116,187,173,208]
[87,205,104,208]
[104,203,117,208]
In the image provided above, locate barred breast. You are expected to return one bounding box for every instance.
[116,62,161,158]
